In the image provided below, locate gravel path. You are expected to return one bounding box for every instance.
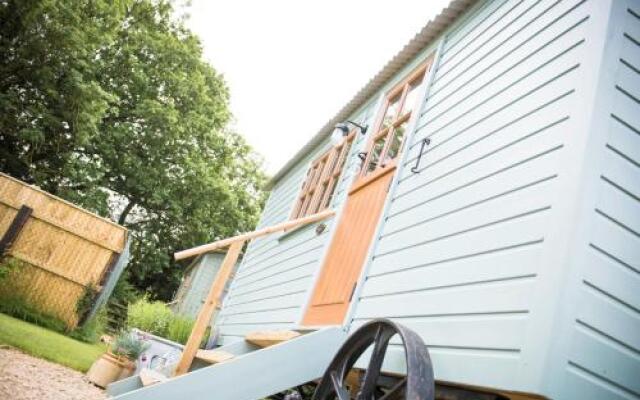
[0,347,106,400]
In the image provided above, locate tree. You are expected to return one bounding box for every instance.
[0,0,266,300]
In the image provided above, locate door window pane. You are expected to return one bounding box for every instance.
[321,179,338,209]
[358,59,430,179]
[381,95,401,130]
[385,121,408,161]
[335,140,353,173]
[402,78,423,116]
[291,134,355,219]
[366,137,386,173]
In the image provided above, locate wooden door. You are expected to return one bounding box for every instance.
[302,61,431,326]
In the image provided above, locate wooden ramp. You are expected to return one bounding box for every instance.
[107,327,346,400]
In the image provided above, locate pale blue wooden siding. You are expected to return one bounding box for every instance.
[215,142,333,343]
[214,7,437,345]
[212,0,637,396]
[215,108,375,344]
[173,253,226,319]
[349,0,614,394]
[550,1,640,398]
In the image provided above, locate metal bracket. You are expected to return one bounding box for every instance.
[0,205,33,257]
[411,138,431,174]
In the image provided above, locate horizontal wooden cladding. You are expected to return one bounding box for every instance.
[564,5,640,399]
[217,109,366,342]
[355,277,535,319]
[415,12,587,153]
[358,344,523,390]
[0,174,126,252]
[229,264,315,299]
[222,292,306,316]
[414,53,580,157]
[430,0,588,100]
[571,285,640,394]
[231,245,324,290]
[439,0,511,63]
[347,0,588,390]
[352,312,528,352]
[571,318,640,390]
[362,240,542,298]
[220,307,300,326]
[437,0,533,88]
[398,71,576,202]
[377,173,554,257]
[387,144,563,237]
[229,275,310,304]
[238,224,327,273]
[428,347,521,390]
[371,200,549,279]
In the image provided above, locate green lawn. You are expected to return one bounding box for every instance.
[0,313,106,372]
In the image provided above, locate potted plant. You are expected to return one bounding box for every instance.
[86,330,149,388]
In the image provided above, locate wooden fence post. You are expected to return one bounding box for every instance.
[0,205,33,257]
[174,240,244,376]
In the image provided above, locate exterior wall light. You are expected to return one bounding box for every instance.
[330,120,368,145]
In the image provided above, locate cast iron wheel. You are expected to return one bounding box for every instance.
[312,319,434,400]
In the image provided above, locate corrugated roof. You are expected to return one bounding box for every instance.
[267,0,477,188]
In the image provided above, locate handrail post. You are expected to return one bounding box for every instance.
[174,240,244,376]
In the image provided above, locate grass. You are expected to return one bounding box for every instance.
[0,313,107,372]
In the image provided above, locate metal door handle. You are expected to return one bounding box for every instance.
[411,138,431,173]
[357,152,368,170]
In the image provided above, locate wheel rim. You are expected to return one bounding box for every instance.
[312,319,434,400]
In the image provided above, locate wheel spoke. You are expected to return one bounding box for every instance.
[359,326,392,399]
[330,371,351,400]
[312,319,434,400]
[378,377,407,400]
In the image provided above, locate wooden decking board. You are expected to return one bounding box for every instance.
[244,330,302,348]
[195,349,235,364]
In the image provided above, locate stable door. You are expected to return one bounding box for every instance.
[302,61,431,326]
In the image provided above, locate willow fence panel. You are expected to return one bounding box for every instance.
[0,173,128,329]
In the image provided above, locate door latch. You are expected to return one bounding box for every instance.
[411,137,431,173]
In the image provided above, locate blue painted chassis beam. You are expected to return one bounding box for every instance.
[110,327,347,400]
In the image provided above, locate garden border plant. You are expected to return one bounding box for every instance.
[126,298,206,345]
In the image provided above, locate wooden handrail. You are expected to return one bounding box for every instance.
[172,209,336,375]
[174,240,244,376]
[174,209,336,261]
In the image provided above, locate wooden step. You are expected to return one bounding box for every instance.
[244,330,301,348]
[139,368,168,387]
[195,349,235,364]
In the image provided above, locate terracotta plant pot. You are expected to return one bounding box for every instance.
[118,359,136,380]
[86,352,135,388]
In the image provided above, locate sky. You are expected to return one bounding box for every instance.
[186,0,452,175]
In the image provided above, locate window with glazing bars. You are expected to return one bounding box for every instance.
[291,133,355,219]
[361,62,429,176]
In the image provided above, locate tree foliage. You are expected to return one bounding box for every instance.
[0,0,266,300]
